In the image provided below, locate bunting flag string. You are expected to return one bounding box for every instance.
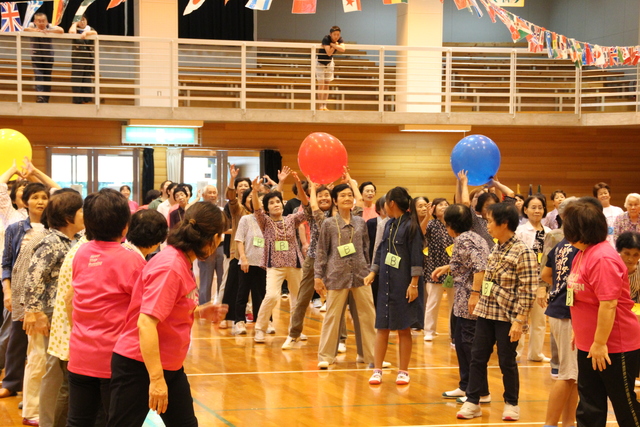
[22,0,40,26]
[71,0,96,23]
[1,2,21,32]
[292,0,316,14]
[342,0,361,13]
[51,0,68,25]
[448,0,640,69]
[106,0,125,10]
[183,0,206,15]
[245,0,272,10]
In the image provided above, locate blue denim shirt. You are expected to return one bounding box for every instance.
[2,218,32,281]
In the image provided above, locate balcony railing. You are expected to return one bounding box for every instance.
[0,33,637,115]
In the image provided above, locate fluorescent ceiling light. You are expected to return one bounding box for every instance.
[128,120,204,128]
[399,125,471,133]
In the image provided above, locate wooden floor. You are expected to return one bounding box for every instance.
[0,294,622,426]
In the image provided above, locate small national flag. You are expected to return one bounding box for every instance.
[292,0,316,13]
[1,3,22,32]
[383,0,407,4]
[342,0,361,13]
[23,0,43,26]
[107,0,126,10]
[72,0,96,23]
[183,0,206,15]
[245,0,271,10]
[52,0,69,25]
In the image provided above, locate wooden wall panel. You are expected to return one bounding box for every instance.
[1,118,638,207]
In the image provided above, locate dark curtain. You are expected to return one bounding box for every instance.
[142,147,155,199]
[178,0,253,41]
[260,149,282,183]
[22,0,134,36]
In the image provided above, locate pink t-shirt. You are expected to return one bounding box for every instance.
[113,245,198,371]
[68,241,146,378]
[570,241,640,354]
[362,205,378,222]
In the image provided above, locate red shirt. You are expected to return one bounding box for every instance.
[113,245,198,371]
[68,241,146,378]
[570,241,640,353]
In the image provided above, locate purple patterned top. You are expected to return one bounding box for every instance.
[255,208,307,268]
[450,231,490,319]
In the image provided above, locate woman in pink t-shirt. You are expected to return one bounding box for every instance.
[563,199,640,427]
[107,202,228,427]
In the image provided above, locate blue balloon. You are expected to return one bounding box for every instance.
[450,135,501,186]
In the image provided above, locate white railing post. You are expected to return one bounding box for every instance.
[444,49,452,114]
[378,47,384,112]
[241,43,246,111]
[93,37,100,108]
[509,49,517,115]
[574,65,581,116]
[310,45,316,111]
[16,33,22,105]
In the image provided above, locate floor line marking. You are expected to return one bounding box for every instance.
[192,396,236,427]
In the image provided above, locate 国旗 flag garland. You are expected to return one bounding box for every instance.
[447,0,640,68]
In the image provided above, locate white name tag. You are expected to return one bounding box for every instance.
[275,240,289,251]
[385,252,401,269]
[253,237,265,248]
[482,280,493,296]
[337,243,356,258]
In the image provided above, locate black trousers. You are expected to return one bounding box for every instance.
[577,348,640,427]
[222,258,240,321]
[235,265,266,322]
[454,315,488,395]
[66,370,110,427]
[107,353,197,427]
[1,320,28,392]
[466,316,519,405]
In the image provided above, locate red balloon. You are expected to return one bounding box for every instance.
[297,132,348,184]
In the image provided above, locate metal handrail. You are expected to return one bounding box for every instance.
[0,32,636,114]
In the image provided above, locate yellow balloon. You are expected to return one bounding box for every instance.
[0,129,32,180]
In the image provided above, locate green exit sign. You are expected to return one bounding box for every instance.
[122,126,199,145]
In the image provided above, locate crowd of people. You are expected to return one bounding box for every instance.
[1,156,640,426]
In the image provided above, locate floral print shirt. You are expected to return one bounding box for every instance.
[255,208,307,268]
[424,219,454,283]
[450,231,490,319]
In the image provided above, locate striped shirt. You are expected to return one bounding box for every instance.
[629,263,640,303]
[474,235,538,323]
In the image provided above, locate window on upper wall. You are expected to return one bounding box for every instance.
[47,147,140,202]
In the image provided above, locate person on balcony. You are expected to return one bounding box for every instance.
[316,26,345,111]
[23,13,63,104]
[69,15,97,105]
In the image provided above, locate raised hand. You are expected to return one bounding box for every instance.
[457,169,468,184]
[277,166,291,183]
[229,164,239,183]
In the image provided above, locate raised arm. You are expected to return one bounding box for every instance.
[251,176,261,214]
[23,157,60,189]
[489,177,515,199]
[0,159,21,184]
[291,172,308,206]
[275,166,291,193]
[341,166,363,208]
[457,170,470,207]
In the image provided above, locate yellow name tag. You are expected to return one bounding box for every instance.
[493,238,499,244]
[275,241,289,251]
[423,247,428,256]
[253,237,265,248]
[537,252,543,264]
[337,243,356,258]
[385,252,401,269]
[566,288,574,306]
[482,280,493,296]
[446,244,454,257]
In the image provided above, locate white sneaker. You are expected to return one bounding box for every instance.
[266,323,276,334]
[233,321,246,335]
[338,343,347,353]
[318,361,330,369]
[369,369,382,385]
[254,330,266,343]
[502,403,520,421]
[365,361,391,368]
[457,401,482,419]
[457,394,491,404]
[312,298,322,308]
[319,303,327,312]
[424,333,434,342]
[219,320,228,329]
[396,371,410,385]
[300,333,308,341]
[442,388,465,398]
[281,336,297,350]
